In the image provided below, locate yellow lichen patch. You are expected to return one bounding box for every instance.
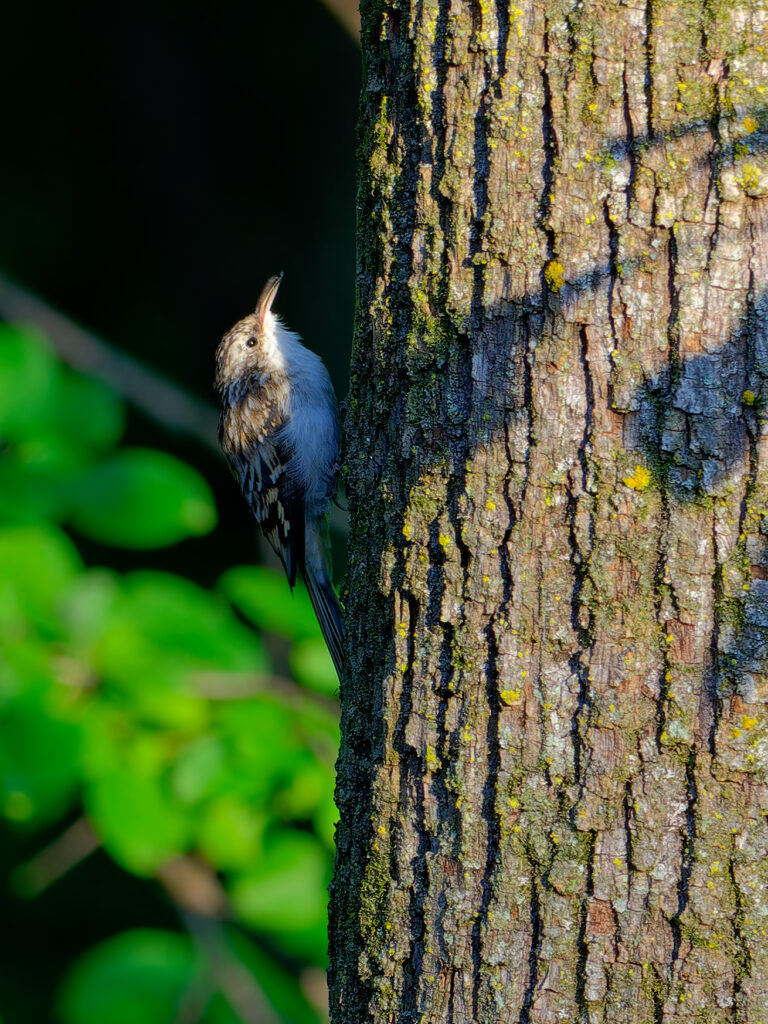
[742,115,759,134]
[544,260,565,293]
[500,689,521,705]
[742,389,756,406]
[425,745,438,768]
[402,522,412,540]
[742,715,758,730]
[738,163,761,192]
[622,465,651,490]
[485,499,496,511]
[438,532,451,548]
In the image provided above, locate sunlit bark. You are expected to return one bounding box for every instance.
[332,2,768,1021]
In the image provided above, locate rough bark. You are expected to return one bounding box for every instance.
[331,1,768,1022]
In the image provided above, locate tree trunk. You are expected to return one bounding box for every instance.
[330,1,768,1021]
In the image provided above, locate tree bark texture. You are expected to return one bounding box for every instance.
[331,1,768,1021]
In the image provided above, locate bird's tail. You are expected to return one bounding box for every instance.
[302,519,345,679]
[303,565,345,679]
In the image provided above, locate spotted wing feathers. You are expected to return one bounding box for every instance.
[224,426,304,588]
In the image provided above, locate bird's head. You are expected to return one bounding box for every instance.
[214,273,283,390]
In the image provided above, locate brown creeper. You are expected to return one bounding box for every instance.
[215,274,345,678]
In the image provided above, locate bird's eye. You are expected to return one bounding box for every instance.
[245,337,256,348]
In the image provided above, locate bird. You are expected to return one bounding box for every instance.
[214,273,345,678]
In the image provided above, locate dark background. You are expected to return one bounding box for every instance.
[1,2,359,1018]
[3,0,358,389]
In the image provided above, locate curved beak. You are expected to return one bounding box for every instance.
[256,272,284,330]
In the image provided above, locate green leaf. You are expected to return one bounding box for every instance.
[85,770,191,875]
[114,572,264,669]
[290,638,339,695]
[217,699,305,801]
[57,929,201,1024]
[59,569,122,649]
[87,572,267,727]
[0,687,81,826]
[0,524,82,634]
[52,370,125,452]
[273,755,332,821]
[171,737,227,805]
[0,635,52,699]
[0,352,125,525]
[228,831,329,946]
[91,631,210,730]
[196,796,267,870]
[219,566,320,641]
[64,564,271,745]
[0,326,59,440]
[68,449,217,548]
[79,704,183,783]
[0,437,88,525]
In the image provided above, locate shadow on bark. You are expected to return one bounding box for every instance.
[602,103,768,169]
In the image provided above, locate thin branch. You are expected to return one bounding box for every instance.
[192,669,339,713]
[157,857,282,1024]
[12,816,101,897]
[157,856,230,919]
[180,912,282,1024]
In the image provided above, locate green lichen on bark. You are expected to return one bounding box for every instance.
[331,0,768,1021]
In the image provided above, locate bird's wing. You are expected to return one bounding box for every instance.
[226,428,304,588]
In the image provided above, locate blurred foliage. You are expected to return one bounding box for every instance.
[0,326,338,1023]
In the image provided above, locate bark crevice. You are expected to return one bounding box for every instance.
[669,750,697,968]
[519,853,544,1024]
